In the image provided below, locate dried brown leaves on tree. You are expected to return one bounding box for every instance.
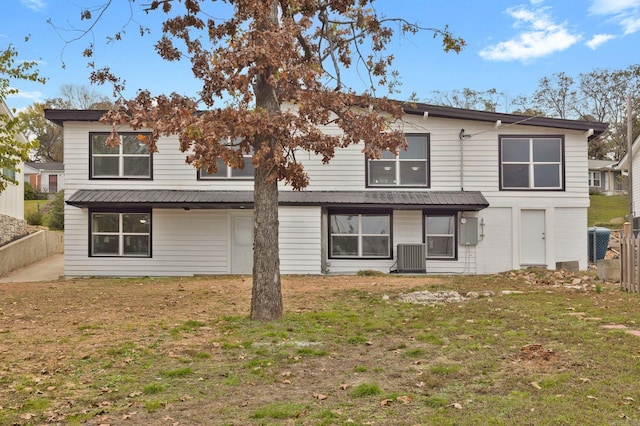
[71,0,464,320]
[88,0,463,188]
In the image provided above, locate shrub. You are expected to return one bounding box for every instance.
[25,208,44,226]
[24,182,36,200]
[47,190,64,230]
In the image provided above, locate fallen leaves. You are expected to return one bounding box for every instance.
[380,395,413,406]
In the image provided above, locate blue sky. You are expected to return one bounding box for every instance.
[2,0,640,112]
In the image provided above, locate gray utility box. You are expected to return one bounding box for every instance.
[459,217,479,246]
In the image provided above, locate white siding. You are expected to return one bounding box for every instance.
[0,165,23,219]
[279,206,322,274]
[61,111,592,276]
[327,210,479,275]
[555,207,588,269]
[64,203,228,277]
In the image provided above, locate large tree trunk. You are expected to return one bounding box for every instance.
[250,1,283,321]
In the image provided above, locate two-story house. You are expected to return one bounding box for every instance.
[45,103,607,277]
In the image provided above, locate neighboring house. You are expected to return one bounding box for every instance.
[588,159,626,195]
[0,99,27,246]
[24,161,65,195]
[45,103,607,277]
[616,133,640,229]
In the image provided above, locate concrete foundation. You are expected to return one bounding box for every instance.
[596,259,621,282]
[555,261,580,273]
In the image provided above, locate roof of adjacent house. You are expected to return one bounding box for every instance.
[588,159,618,170]
[67,189,490,211]
[44,101,608,140]
[24,162,65,172]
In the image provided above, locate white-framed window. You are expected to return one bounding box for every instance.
[368,134,429,187]
[589,171,601,187]
[2,167,16,182]
[425,214,456,259]
[500,136,564,190]
[329,212,391,258]
[198,156,254,179]
[199,138,254,180]
[90,133,152,179]
[91,210,151,257]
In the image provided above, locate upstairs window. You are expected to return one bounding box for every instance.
[329,212,391,259]
[368,134,429,187]
[198,156,254,179]
[500,136,564,190]
[2,167,16,182]
[90,133,152,179]
[198,139,254,180]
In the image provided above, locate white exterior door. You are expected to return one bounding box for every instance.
[230,212,253,274]
[521,210,546,266]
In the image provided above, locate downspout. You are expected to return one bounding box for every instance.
[628,94,634,229]
[459,129,465,191]
[459,129,470,191]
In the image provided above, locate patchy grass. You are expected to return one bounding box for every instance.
[589,193,628,228]
[0,273,640,424]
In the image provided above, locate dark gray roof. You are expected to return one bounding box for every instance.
[44,102,608,140]
[67,189,489,211]
[25,162,64,172]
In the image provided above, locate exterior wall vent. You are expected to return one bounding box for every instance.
[397,244,426,273]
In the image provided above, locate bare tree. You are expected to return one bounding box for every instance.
[19,85,112,162]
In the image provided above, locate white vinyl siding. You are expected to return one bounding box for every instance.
[279,206,322,274]
[61,111,591,276]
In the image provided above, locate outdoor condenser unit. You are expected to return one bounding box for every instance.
[397,243,426,273]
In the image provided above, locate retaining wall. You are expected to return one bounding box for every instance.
[0,214,27,246]
[0,230,63,276]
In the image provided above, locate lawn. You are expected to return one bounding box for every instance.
[588,194,628,228]
[1,272,639,425]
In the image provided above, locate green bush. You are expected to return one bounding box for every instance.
[47,190,64,230]
[25,208,44,226]
[24,182,36,200]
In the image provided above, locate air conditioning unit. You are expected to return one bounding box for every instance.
[397,244,426,273]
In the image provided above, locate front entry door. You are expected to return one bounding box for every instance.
[521,210,546,266]
[230,212,253,274]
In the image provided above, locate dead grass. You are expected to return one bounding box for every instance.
[1,272,639,425]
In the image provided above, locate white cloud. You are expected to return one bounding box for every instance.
[589,0,640,15]
[6,89,43,101]
[20,0,46,12]
[586,33,617,48]
[589,0,640,34]
[479,4,581,62]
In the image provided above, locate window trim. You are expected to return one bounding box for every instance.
[498,135,565,191]
[89,208,152,258]
[196,155,255,180]
[365,133,430,188]
[328,209,393,260]
[589,171,602,187]
[197,139,254,181]
[89,132,153,180]
[423,212,458,260]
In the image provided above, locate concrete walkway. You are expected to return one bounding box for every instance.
[0,254,64,283]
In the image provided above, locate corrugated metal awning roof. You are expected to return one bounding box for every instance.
[67,189,489,211]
